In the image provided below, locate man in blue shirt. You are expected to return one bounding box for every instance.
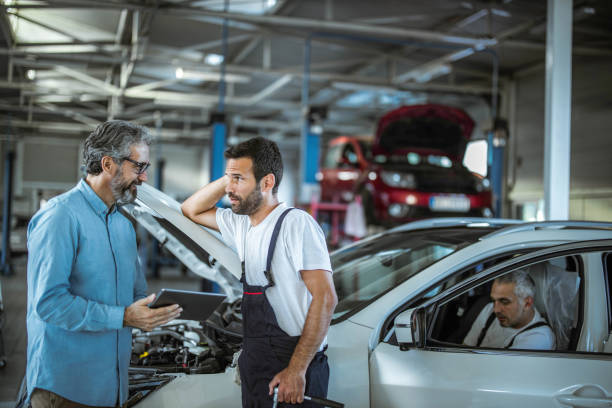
[26,120,182,408]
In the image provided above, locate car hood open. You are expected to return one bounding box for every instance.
[374,104,475,162]
[121,183,242,301]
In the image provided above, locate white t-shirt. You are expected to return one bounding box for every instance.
[216,203,332,338]
[463,303,556,350]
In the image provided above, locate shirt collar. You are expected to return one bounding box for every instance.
[249,202,287,228]
[77,178,117,218]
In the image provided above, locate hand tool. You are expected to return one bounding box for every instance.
[272,387,344,408]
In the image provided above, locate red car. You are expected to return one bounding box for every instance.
[320,104,492,226]
[319,135,371,203]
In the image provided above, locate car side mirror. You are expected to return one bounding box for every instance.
[394,307,426,350]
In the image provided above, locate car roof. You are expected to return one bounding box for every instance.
[389,218,612,239]
[388,217,522,233]
[350,228,612,329]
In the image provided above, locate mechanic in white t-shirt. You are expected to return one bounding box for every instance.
[463,270,556,350]
[181,137,337,407]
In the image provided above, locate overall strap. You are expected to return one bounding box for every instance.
[505,321,549,349]
[476,312,497,347]
[263,208,295,286]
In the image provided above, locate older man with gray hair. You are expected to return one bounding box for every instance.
[26,120,182,408]
[463,269,556,350]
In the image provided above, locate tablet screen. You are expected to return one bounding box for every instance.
[149,288,227,321]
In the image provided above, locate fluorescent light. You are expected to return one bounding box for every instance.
[176,69,250,83]
[204,53,224,66]
[26,69,36,80]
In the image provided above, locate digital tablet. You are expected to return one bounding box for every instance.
[148,288,226,321]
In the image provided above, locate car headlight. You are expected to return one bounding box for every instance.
[380,171,417,189]
[475,178,491,192]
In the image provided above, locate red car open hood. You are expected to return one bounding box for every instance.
[373,104,475,162]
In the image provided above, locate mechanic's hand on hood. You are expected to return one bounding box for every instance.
[123,294,182,331]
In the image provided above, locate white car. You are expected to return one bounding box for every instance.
[123,184,612,408]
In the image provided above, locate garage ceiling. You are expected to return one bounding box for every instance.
[0,0,611,144]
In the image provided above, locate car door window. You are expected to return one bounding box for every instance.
[323,144,343,168]
[429,255,581,351]
[383,246,612,354]
[341,143,358,167]
[379,252,527,345]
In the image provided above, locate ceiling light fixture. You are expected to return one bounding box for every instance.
[204,54,224,66]
[175,67,250,83]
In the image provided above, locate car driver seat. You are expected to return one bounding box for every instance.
[527,257,581,351]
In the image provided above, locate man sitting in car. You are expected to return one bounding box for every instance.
[463,270,555,350]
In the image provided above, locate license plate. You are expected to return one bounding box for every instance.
[429,195,470,212]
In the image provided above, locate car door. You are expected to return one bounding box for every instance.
[370,240,612,408]
[320,142,343,201]
[334,140,362,198]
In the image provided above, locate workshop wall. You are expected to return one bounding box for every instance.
[510,56,612,221]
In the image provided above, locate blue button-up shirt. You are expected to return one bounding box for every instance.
[27,179,147,406]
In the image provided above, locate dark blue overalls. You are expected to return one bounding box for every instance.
[238,208,329,408]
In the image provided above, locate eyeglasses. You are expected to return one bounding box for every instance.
[123,157,151,175]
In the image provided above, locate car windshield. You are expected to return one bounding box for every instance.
[331,227,497,321]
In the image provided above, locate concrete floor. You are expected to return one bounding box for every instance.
[0,255,27,405]
[0,256,202,405]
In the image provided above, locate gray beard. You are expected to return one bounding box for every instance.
[111,169,137,205]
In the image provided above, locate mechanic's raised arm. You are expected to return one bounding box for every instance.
[181,175,229,231]
[269,269,338,404]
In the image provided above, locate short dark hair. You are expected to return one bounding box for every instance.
[83,120,152,175]
[224,137,283,194]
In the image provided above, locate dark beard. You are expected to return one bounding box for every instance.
[111,168,138,205]
[229,184,263,215]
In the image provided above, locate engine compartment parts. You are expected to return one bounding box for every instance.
[128,299,243,401]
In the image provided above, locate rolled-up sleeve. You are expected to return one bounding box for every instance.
[27,205,125,332]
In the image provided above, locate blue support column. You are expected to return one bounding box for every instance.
[299,36,322,203]
[210,121,227,182]
[488,132,504,218]
[302,126,321,185]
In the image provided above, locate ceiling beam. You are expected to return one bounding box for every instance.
[163,8,497,48]
[247,74,293,105]
[1,117,211,140]
[53,65,120,95]
[3,49,127,64]
[37,102,99,127]
[7,12,83,43]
